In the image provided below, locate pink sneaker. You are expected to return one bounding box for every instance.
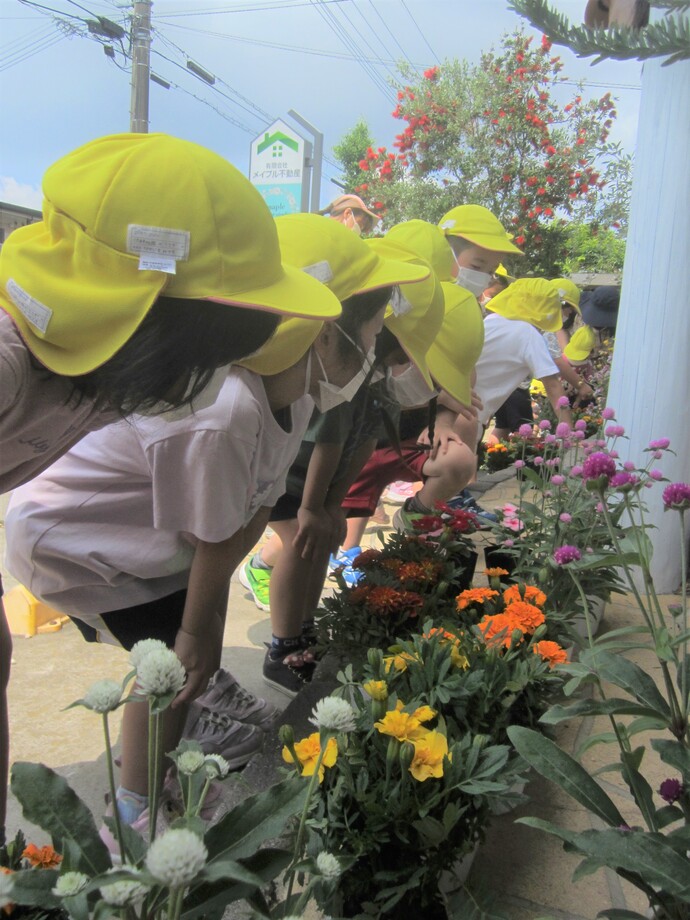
[383,480,421,504]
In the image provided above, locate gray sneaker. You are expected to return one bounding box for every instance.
[184,709,264,770]
[196,668,280,731]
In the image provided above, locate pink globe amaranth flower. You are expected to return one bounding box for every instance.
[596,502,605,513]
[585,546,594,554]
[609,450,619,459]
[653,450,663,460]
[650,469,664,481]
[539,420,551,430]
[659,777,683,804]
[623,461,636,471]
[610,471,638,492]
[503,539,514,547]
[662,483,690,511]
[518,424,533,438]
[605,425,625,438]
[601,407,616,420]
[552,475,565,486]
[559,512,572,522]
[553,545,582,565]
[544,434,557,444]
[572,430,585,440]
[544,490,553,498]
[514,459,525,469]
[596,439,607,448]
[570,465,583,478]
[649,438,670,450]
[582,451,617,483]
[533,456,544,466]
[574,420,587,432]
[557,396,570,408]
[556,422,571,438]
[546,458,559,468]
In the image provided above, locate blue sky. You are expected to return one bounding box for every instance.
[0,0,644,210]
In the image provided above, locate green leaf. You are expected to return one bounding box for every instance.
[10,762,111,876]
[5,868,61,909]
[652,738,690,778]
[508,727,625,827]
[201,856,264,887]
[578,649,672,717]
[540,698,664,724]
[572,856,605,881]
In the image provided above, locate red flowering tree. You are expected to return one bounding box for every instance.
[342,29,629,275]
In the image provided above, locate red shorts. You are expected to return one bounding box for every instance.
[342,438,429,517]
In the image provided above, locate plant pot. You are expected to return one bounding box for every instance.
[571,595,606,640]
[451,549,478,591]
[438,842,480,894]
[483,543,517,578]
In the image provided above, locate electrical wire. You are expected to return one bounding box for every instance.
[156,0,350,18]
[366,0,414,68]
[399,0,440,65]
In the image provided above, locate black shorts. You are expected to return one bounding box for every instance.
[494,388,533,431]
[269,492,302,522]
[70,589,187,651]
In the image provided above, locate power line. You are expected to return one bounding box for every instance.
[399,0,440,66]
[366,0,414,69]
[156,0,350,17]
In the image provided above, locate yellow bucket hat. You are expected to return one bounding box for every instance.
[438,205,524,255]
[495,263,515,283]
[240,214,430,376]
[383,220,456,282]
[564,325,597,363]
[425,283,485,404]
[0,133,341,375]
[551,277,581,311]
[485,277,562,332]
[366,237,444,387]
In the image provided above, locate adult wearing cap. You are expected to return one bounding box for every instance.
[473,278,574,435]
[319,193,380,235]
[564,286,620,367]
[0,132,342,844]
[5,213,427,837]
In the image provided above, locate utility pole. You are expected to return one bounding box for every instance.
[129,0,153,132]
[288,109,323,212]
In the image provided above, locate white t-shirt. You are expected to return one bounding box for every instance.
[5,367,312,620]
[474,314,559,424]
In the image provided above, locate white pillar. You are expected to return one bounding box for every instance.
[606,51,690,591]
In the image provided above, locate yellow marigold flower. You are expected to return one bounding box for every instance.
[363,679,389,701]
[405,701,436,723]
[22,844,62,870]
[456,587,499,610]
[484,567,509,578]
[374,705,429,742]
[409,730,449,782]
[383,651,419,673]
[478,613,524,649]
[503,600,545,633]
[450,645,470,669]
[533,640,568,668]
[282,732,338,783]
[503,584,547,607]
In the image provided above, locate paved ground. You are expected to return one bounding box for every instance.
[1,473,675,919]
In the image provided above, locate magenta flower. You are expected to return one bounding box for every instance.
[514,459,525,469]
[650,469,664,481]
[503,539,514,547]
[649,438,670,450]
[557,396,570,408]
[605,425,625,438]
[533,456,544,466]
[553,545,582,565]
[544,434,556,444]
[623,461,635,471]
[653,450,663,460]
[610,450,619,459]
[610,472,638,492]
[518,424,533,438]
[570,465,583,478]
[574,420,587,431]
[601,407,616,420]
[659,778,683,804]
[556,422,571,438]
[552,475,565,486]
[582,452,617,483]
[572,430,585,440]
[559,512,572,522]
[539,420,551,431]
[662,483,690,511]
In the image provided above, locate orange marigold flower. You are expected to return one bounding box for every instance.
[381,558,403,574]
[504,601,545,633]
[484,567,509,578]
[478,613,524,648]
[456,587,499,610]
[347,585,371,605]
[503,584,547,607]
[22,844,63,869]
[533,640,568,667]
[352,548,383,568]
[398,561,440,584]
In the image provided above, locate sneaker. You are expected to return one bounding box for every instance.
[263,650,314,699]
[328,545,362,573]
[445,489,498,528]
[239,559,271,611]
[392,498,426,534]
[184,708,264,770]
[194,668,279,731]
[383,480,421,504]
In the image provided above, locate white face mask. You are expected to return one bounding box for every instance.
[139,365,229,421]
[386,363,437,408]
[456,266,493,297]
[311,327,374,412]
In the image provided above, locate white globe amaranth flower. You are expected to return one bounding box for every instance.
[145,828,207,888]
[177,750,206,775]
[136,648,186,698]
[316,851,342,879]
[83,679,122,713]
[130,638,168,669]
[52,871,90,897]
[99,866,149,907]
[309,696,357,734]
[0,871,15,907]
[204,754,230,779]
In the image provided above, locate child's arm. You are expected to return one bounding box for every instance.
[293,441,344,561]
[540,374,574,426]
[324,437,378,550]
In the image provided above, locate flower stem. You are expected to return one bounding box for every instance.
[102,712,125,863]
[148,702,164,843]
[284,744,328,914]
[678,510,688,734]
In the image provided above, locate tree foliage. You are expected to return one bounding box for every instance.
[331,118,376,194]
[335,29,632,276]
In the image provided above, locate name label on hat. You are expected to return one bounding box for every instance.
[389,287,413,316]
[6,279,52,333]
[127,225,191,274]
[302,261,334,284]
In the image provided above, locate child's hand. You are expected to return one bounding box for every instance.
[171,614,224,707]
[293,506,330,561]
[325,504,348,554]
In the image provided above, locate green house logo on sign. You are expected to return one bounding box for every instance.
[250,118,305,217]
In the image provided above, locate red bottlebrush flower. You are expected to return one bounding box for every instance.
[514,234,526,245]
[564,103,573,112]
[407,90,415,100]
[519,197,528,208]
[575,138,585,146]
[502,173,512,182]
[358,160,369,170]
[541,34,552,52]
[546,175,555,184]
[516,52,524,62]
[423,66,440,81]
[544,207,553,216]
[574,95,582,103]
[397,90,405,100]
[526,176,538,187]
[545,145,556,155]
[373,201,384,209]
[537,187,546,196]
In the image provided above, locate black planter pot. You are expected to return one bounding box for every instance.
[483,543,517,579]
[451,549,478,591]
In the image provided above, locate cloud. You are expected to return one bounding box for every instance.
[0,176,42,210]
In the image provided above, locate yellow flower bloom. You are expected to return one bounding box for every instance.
[363,679,389,701]
[375,707,427,742]
[409,730,449,782]
[383,651,419,673]
[449,645,470,669]
[409,703,436,723]
[282,732,338,783]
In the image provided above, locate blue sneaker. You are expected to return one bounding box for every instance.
[328,546,363,587]
[446,490,498,528]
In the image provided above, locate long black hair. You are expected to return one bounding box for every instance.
[69,296,280,415]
